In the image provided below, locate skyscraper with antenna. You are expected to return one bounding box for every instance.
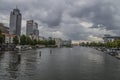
[9,7,22,36]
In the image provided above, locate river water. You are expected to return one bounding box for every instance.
[0,47,120,80]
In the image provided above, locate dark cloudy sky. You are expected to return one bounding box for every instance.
[0,0,120,42]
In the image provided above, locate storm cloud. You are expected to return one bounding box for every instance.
[0,0,120,41]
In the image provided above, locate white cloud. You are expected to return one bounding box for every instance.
[80,22,93,28]
[87,35,104,42]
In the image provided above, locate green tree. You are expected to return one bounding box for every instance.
[26,36,32,45]
[38,40,42,45]
[33,39,38,45]
[42,40,48,46]
[0,29,5,44]
[13,36,19,45]
[20,35,27,45]
[0,29,1,34]
[48,39,55,45]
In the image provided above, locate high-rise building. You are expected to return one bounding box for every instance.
[9,7,22,36]
[33,23,39,36]
[26,20,34,35]
[26,20,39,36]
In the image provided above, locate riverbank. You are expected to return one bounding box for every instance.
[93,47,120,60]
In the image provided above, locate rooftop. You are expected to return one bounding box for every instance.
[0,23,9,33]
[103,36,120,39]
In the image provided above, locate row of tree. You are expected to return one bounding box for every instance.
[0,29,56,46]
[80,42,104,47]
[80,40,120,48]
[13,35,56,46]
[104,40,120,48]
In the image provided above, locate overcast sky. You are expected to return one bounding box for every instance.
[0,0,120,42]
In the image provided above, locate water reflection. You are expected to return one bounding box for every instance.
[87,49,105,64]
[8,51,21,79]
[0,51,21,80]
[0,47,120,80]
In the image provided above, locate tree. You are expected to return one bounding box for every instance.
[26,36,32,45]
[115,40,120,48]
[20,35,27,45]
[48,39,55,45]
[0,29,5,44]
[32,39,38,45]
[0,29,1,34]
[13,36,19,45]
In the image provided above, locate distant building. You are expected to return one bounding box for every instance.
[0,23,9,33]
[54,38,63,47]
[26,20,34,36]
[26,20,39,40]
[33,23,39,36]
[39,36,45,41]
[9,7,22,36]
[103,34,120,43]
[63,40,72,47]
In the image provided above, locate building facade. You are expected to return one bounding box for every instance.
[2,33,16,44]
[54,38,63,48]
[26,20,34,36]
[103,35,120,43]
[62,40,72,47]
[26,20,39,40]
[9,8,22,36]
[33,23,39,36]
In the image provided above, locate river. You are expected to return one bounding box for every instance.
[0,47,120,80]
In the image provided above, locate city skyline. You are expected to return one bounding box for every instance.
[0,0,120,42]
